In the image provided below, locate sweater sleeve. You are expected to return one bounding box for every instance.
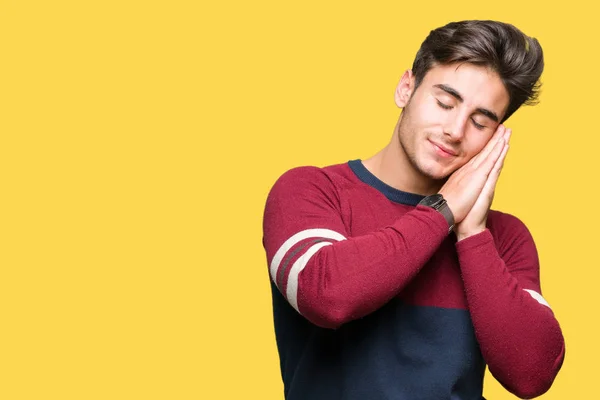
[455,213,565,399]
[262,166,449,329]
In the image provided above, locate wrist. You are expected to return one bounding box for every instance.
[455,227,487,242]
[418,194,455,233]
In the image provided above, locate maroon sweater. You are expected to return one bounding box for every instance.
[262,160,565,399]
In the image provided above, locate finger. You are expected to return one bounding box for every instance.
[476,125,505,162]
[492,141,509,176]
[482,142,509,194]
[504,128,512,143]
[472,125,506,168]
[481,136,507,174]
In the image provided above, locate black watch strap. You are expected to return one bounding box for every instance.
[436,201,455,233]
[418,194,455,233]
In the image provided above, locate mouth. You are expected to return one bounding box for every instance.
[429,140,458,157]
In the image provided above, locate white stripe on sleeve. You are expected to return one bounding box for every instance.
[269,228,346,284]
[286,241,334,312]
[524,289,551,308]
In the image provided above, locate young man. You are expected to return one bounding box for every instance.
[262,20,565,400]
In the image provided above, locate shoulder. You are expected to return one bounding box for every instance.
[487,209,537,255]
[268,162,353,198]
[274,165,331,185]
[488,209,530,232]
[263,163,353,238]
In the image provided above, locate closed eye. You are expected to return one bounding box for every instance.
[436,99,452,110]
[437,98,488,130]
[471,119,485,130]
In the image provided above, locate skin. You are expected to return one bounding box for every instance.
[362,63,512,241]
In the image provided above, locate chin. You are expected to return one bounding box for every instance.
[422,169,450,181]
[416,159,454,181]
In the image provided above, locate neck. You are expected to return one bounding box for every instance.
[362,117,443,196]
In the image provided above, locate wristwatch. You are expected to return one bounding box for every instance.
[418,194,455,233]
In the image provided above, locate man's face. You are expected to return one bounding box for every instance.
[396,63,510,180]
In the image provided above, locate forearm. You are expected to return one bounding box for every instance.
[270,206,449,329]
[456,230,565,398]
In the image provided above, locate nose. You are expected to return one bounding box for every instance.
[443,112,469,141]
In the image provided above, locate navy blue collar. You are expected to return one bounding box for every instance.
[347,159,426,206]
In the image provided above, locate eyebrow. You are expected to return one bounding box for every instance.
[433,84,499,123]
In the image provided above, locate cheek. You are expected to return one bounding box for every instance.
[407,93,442,126]
[463,134,493,159]
[417,101,444,127]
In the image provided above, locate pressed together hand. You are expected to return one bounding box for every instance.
[439,124,512,241]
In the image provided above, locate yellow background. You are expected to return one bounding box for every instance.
[1,0,596,398]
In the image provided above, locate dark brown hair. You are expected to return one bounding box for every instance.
[411,20,544,122]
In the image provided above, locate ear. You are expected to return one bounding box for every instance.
[394,70,415,108]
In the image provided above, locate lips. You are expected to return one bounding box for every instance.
[429,140,458,156]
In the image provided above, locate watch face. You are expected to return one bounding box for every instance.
[420,194,444,207]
